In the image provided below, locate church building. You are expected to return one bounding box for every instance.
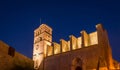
[32,24,119,70]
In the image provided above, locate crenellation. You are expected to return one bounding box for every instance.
[69,35,78,50]
[89,31,98,45]
[46,28,100,57]
[81,30,90,47]
[60,39,70,52]
[53,42,60,54]
[77,37,82,48]
[67,41,70,50]
[47,45,53,56]
[96,23,105,48]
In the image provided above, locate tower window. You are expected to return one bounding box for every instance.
[39,37,42,41]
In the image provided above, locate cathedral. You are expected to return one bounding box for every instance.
[0,23,119,70]
[32,23,119,70]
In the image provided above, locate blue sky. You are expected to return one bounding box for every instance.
[0,0,120,61]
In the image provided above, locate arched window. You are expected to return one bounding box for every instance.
[72,57,83,70]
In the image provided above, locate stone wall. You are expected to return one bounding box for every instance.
[0,41,33,70]
[43,44,106,70]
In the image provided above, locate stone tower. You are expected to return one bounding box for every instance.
[33,24,52,69]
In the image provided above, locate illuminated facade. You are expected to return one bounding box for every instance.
[33,23,119,70]
[33,24,52,69]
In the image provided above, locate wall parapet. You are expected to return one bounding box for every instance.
[45,24,104,57]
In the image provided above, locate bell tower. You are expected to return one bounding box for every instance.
[33,24,52,69]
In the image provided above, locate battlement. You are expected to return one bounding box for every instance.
[46,24,102,57]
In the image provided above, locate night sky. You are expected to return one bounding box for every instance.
[0,0,120,62]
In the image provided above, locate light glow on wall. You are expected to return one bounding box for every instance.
[33,24,52,69]
[77,37,82,48]
[89,31,98,45]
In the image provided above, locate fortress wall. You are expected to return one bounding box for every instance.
[0,41,33,70]
[53,42,60,54]
[44,41,52,57]
[13,52,33,69]
[77,37,82,48]
[81,30,90,47]
[45,54,61,70]
[104,30,114,69]
[46,31,99,57]
[68,41,70,50]
[44,44,105,70]
[60,39,70,52]
[69,35,78,50]
[46,24,106,57]
[89,31,98,45]
[96,24,116,69]
[47,46,53,56]
[0,41,9,54]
